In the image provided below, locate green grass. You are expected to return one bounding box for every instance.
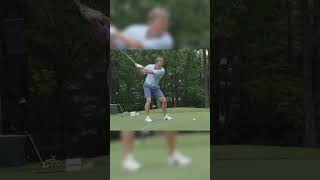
[213,145,320,180]
[0,156,108,180]
[110,107,210,130]
[110,133,210,180]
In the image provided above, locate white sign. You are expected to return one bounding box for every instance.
[130,111,136,116]
[66,158,82,172]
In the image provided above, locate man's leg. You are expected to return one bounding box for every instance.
[164,131,176,155]
[121,131,141,171]
[159,96,167,116]
[145,98,152,116]
[144,98,153,122]
[143,85,153,122]
[160,96,173,120]
[164,131,191,166]
[121,131,134,158]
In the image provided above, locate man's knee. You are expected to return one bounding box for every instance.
[146,98,152,104]
[160,97,167,104]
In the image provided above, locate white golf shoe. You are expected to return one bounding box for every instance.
[163,114,174,121]
[168,151,192,166]
[123,155,141,172]
[145,116,153,123]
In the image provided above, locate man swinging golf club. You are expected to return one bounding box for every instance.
[111,7,173,49]
[135,57,173,122]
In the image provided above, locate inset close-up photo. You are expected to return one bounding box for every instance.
[110,131,210,180]
[109,49,210,130]
[110,0,210,49]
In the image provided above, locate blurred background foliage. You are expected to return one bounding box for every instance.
[110,0,210,48]
[1,0,107,159]
[212,0,320,146]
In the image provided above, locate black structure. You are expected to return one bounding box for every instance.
[0,135,27,166]
[0,0,28,166]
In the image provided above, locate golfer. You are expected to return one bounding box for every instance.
[111,7,173,49]
[122,131,191,171]
[135,57,173,122]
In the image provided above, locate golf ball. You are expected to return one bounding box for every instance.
[193,118,196,120]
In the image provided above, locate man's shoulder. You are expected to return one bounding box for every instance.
[157,66,165,72]
[161,32,173,43]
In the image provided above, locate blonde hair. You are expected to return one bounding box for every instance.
[155,57,164,63]
[148,7,170,22]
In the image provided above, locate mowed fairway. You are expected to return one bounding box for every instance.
[111,133,210,180]
[213,145,320,180]
[110,107,210,130]
[0,156,108,180]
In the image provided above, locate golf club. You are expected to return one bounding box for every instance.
[119,50,137,65]
[25,131,44,164]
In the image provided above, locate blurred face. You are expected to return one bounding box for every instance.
[155,60,164,69]
[148,17,169,37]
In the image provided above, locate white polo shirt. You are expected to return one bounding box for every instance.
[113,24,173,49]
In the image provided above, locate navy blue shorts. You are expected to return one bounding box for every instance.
[143,83,164,99]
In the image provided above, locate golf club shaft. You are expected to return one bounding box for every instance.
[120,51,137,64]
[28,134,44,163]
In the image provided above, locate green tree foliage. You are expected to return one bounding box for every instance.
[110,0,210,48]
[21,0,106,158]
[213,0,312,145]
[110,49,210,111]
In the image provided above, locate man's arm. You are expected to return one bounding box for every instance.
[139,67,154,74]
[113,33,143,48]
[138,67,164,76]
[75,0,106,22]
[75,0,109,43]
[135,64,154,74]
[137,67,146,75]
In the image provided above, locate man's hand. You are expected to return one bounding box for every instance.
[110,25,119,36]
[135,63,143,69]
